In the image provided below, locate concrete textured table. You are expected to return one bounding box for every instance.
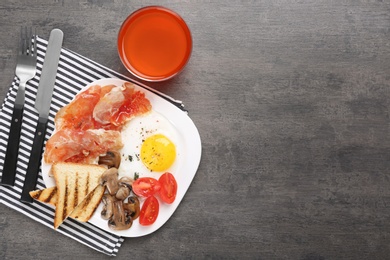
[1,1,389,259]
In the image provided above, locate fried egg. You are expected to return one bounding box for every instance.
[118,110,180,179]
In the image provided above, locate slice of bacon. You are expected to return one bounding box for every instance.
[110,82,152,127]
[93,82,152,130]
[55,82,152,131]
[55,85,102,131]
[45,81,152,165]
[44,128,123,164]
[93,86,125,126]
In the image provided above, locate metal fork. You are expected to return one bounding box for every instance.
[1,27,37,187]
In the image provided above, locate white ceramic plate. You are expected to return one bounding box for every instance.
[41,78,202,237]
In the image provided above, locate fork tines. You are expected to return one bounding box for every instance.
[20,26,37,57]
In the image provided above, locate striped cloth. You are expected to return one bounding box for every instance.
[0,36,184,256]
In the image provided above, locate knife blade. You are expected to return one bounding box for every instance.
[20,29,63,203]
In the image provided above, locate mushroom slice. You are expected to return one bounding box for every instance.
[100,168,119,195]
[123,196,140,220]
[98,151,121,169]
[115,176,134,200]
[115,185,131,201]
[108,200,133,230]
[101,194,116,220]
[118,176,134,188]
[116,176,134,200]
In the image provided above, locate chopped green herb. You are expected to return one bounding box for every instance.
[128,155,133,162]
[134,172,139,180]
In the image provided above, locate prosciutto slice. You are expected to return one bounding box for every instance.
[44,129,123,164]
[44,82,151,165]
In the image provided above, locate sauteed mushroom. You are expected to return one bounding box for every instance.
[115,176,134,200]
[116,186,131,200]
[119,176,134,188]
[108,200,133,230]
[100,168,119,195]
[98,151,121,169]
[100,170,138,230]
[123,196,140,220]
[101,194,116,220]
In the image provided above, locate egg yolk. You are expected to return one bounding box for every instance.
[141,134,176,172]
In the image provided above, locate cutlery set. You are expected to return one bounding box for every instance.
[1,27,64,203]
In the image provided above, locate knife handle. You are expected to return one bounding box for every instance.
[20,117,48,203]
[1,104,24,186]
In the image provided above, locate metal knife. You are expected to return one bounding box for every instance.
[20,29,64,203]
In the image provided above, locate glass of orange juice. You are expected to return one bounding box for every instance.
[117,6,192,82]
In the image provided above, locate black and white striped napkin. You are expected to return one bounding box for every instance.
[0,36,184,256]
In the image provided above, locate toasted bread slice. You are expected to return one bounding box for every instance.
[52,162,106,229]
[30,184,105,223]
[69,184,105,222]
[29,186,58,206]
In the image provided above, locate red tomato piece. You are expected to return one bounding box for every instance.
[139,196,159,226]
[132,177,161,197]
[158,172,177,204]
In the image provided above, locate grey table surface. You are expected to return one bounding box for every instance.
[1,1,390,259]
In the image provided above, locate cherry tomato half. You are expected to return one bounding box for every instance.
[132,177,161,197]
[139,195,159,226]
[158,172,178,204]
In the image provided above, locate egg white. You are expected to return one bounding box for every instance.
[118,110,180,180]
